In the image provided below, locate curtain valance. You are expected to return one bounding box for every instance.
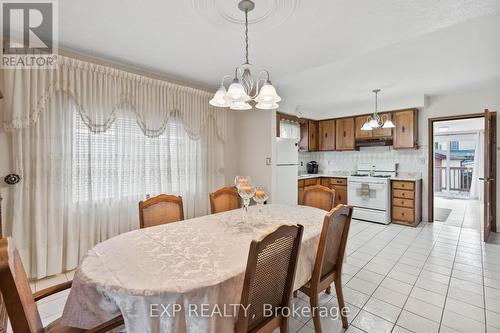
[2,56,227,141]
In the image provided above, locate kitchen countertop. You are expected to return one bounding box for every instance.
[390,176,422,181]
[298,174,422,181]
[298,173,349,180]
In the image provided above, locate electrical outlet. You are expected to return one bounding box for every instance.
[266,157,271,166]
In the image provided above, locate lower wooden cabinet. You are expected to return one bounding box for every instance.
[391,179,422,227]
[298,178,319,204]
[298,177,347,205]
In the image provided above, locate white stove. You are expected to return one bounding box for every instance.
[348,163,398,224]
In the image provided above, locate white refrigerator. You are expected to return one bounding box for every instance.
[274,138,299,205]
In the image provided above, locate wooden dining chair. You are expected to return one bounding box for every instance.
[139,194,184,228]
[0,237,124,333]
[209,186,241,214]
[296,205,353,332]
[236,224,303,333]
[303,185,335,211]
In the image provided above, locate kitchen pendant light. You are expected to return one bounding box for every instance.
[209,0,281,111]
[362,89,395,130]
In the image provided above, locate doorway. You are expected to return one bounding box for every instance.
[428,111,497,241]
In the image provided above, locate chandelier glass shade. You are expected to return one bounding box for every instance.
[361,89,395,131]
[209,0,281,111]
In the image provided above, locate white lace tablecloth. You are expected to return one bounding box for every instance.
[61,204,325,332]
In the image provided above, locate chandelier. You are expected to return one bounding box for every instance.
[361,89,395,131]
[209,0,281,110]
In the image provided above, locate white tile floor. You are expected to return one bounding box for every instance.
[12,218,500,333]
[435,197,483,230]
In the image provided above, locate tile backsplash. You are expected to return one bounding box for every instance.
[299,146,426,178]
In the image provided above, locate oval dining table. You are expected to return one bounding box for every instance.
[60,204,326,332]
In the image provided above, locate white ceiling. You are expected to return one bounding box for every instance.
[58,0,500,114]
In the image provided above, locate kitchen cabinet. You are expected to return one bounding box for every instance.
[330,177,347,205]
[335,117,355,150]
[298,178,320,204]
[393,109,418,149]
[299,120,318,151]
[373,113,393,138]
[298,180,304,205]
[318,119,335,151]
[355,113,392,139]
[391,179,422,226]
[320,178,330,187]
[355,116,371,139]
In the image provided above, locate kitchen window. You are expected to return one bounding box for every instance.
[279,120,300,140]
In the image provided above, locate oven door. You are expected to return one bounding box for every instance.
[348,180,388,211]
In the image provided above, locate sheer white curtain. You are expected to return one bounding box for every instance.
[280,120,300,140]
[4,57,226,279]
[469,131,484,200]
[10,92,224,278]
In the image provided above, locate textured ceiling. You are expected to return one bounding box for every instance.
[58,0,500,113]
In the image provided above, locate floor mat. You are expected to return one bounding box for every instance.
[435,207,452,221]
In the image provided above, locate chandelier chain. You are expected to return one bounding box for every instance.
[245,9,249,64]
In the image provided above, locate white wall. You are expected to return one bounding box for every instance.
[298,79,500,223]
[223,110,275,199]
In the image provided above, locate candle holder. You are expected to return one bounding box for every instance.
[234,176,255,220]
[253,186,268,216]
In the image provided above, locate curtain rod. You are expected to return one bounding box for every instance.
[58,47,215,93]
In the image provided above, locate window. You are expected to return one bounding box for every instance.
[72,109,199,202]
[280,120,300,140]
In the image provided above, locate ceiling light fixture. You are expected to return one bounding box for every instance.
[209,0,281,111]
[361,89,395,131]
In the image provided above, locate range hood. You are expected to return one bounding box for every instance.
[355,137,393,148]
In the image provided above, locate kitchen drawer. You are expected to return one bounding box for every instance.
[393,189,414,199]
[304,178,319,186]
[393,206,414,223]
[392,181,415,190]
[393,198,414,208]
[330,178,347,186]
[298,179,305,188]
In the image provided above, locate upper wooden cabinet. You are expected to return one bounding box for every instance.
[299,120,318,151]
[335,117,355,150]
[308,120,318,151]
[393,109,418,149]
[355,113,392,139]
[355,116,371,139]
[318,119,335,151]
[373,113,393,138]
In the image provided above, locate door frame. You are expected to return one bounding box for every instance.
[427,112,496,232]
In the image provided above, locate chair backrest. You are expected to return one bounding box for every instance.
[312,205,352,284]
[139,194,184,229]
[209,187,241,214]
[236,224,304,333]
[0,238,43,333]
[303,185,335,211]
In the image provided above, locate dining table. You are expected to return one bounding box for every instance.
[61,204,326,332]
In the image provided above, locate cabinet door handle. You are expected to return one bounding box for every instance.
[402,126,406,133]
[401,201,404,205]
[343,131,346,137]
[338,195,341,201]
[325,133,328,138]
[402,212,405,216]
